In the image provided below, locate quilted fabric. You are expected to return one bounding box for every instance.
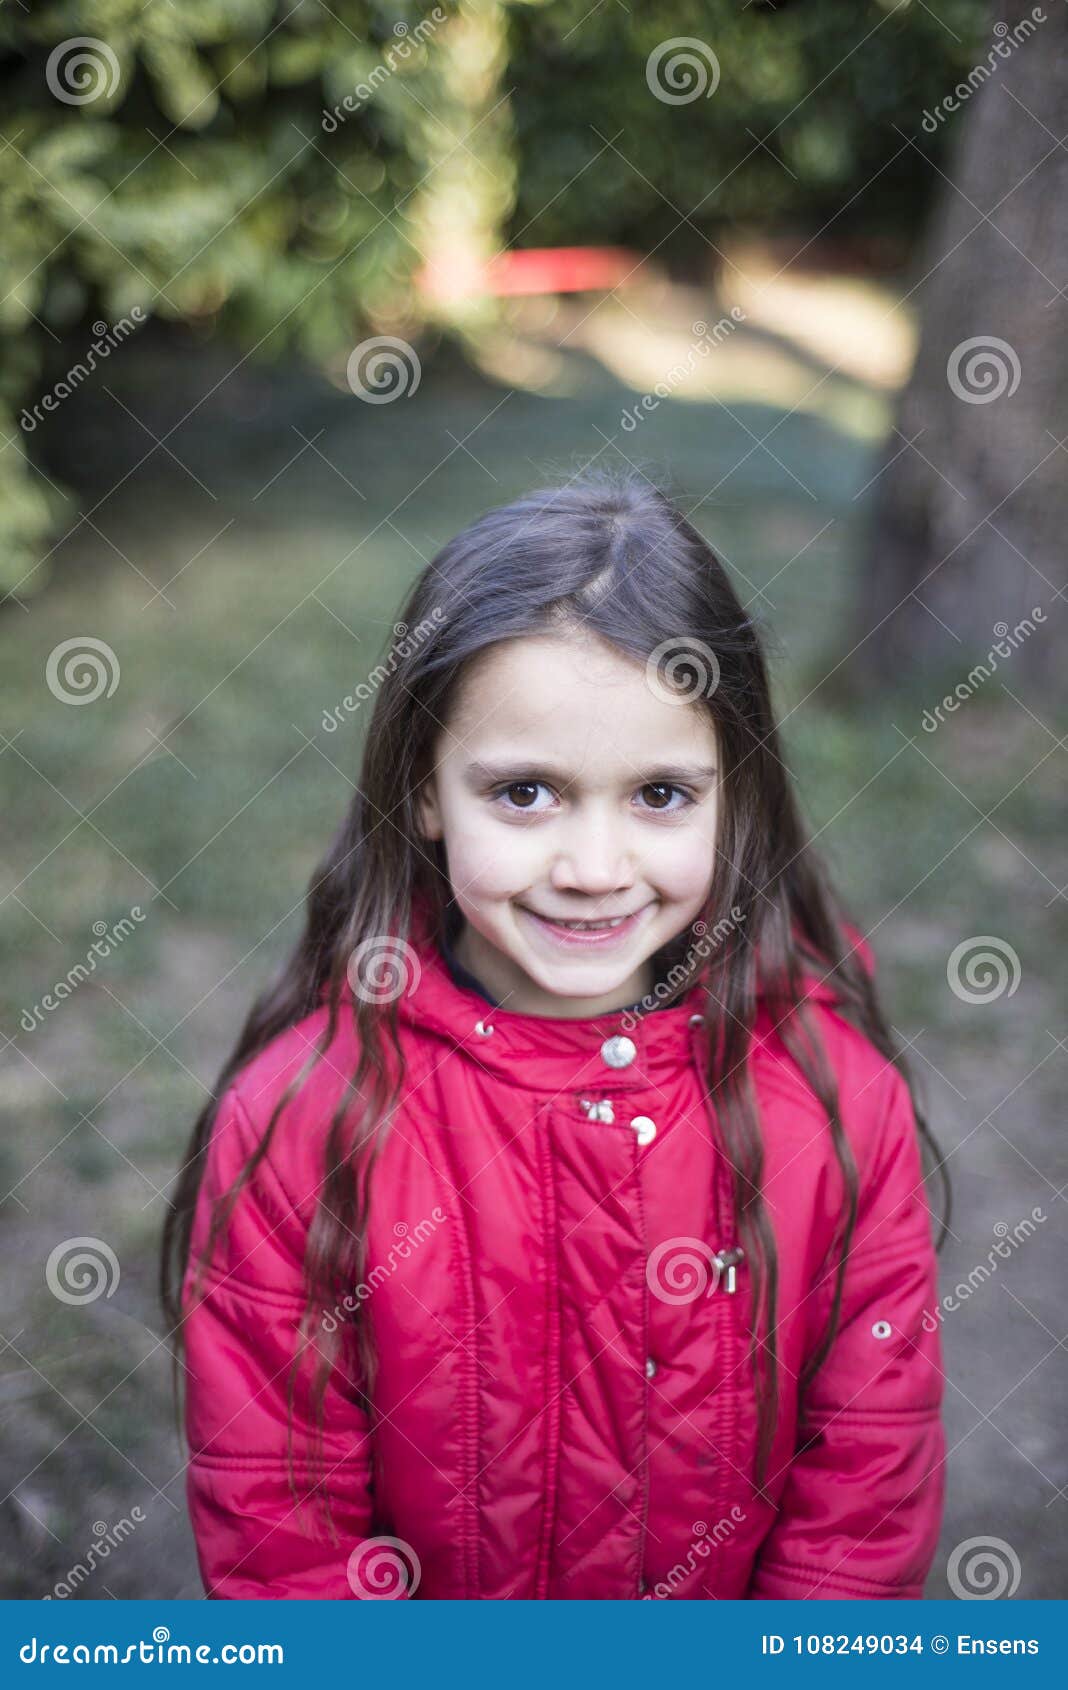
[181,900,945,1600]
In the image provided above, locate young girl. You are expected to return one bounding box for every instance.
[162,473,949,1601]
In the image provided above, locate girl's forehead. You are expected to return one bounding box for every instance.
[464,629,633,685]
[453,631,672,706]
[442,634,719,765]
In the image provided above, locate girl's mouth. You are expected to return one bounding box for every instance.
[516,901,655,949]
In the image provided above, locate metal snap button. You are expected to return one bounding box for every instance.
[644,1356,658,1380]
[629,1115,656,1146]
[601,1034,636,1068]
[872,1319,892,1339]
[473,1019,494,1037]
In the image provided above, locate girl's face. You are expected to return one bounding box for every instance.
[416,630,721,1019]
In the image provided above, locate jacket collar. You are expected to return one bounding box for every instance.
[329,889,859,1095]
[394,892,711,1092]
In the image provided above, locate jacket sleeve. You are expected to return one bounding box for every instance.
[181,1083,406,1599]
[748,1065,946,1600]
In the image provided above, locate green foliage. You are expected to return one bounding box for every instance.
[0,0,992,596]
[0,0,460,596]
[505,0,989,256]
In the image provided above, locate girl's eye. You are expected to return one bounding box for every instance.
[494,781,555,812]
[638,782,693,812]
[492,781,695,814]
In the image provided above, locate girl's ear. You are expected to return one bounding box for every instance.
[415,775,443,841]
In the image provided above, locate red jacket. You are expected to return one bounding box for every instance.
[182,903,945,1600]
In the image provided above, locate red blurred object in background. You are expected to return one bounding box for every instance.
[418,246,639,301]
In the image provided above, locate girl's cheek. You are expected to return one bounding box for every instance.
[445,819,543,897]
[651,828,717,894]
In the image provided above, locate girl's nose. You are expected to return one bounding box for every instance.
[548,820,636,895]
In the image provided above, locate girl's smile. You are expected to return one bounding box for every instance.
[515,897,658,949]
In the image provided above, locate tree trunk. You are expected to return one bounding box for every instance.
[849,2,1068,701]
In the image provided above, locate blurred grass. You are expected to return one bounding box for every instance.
[1,266,1066,1596]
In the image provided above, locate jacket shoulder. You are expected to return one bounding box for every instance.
[218,1002,362,1223]
[806,1003,933,1255]
[754,996,922,1212]
[814,1001,902,1121]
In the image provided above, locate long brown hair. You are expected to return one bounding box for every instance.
[161,469,949,1527]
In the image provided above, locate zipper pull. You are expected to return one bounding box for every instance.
[712,1245,745,1294]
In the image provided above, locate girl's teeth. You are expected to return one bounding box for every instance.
[558,916,625,929]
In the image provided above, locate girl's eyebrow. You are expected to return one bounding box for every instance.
[464,758,719,786]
